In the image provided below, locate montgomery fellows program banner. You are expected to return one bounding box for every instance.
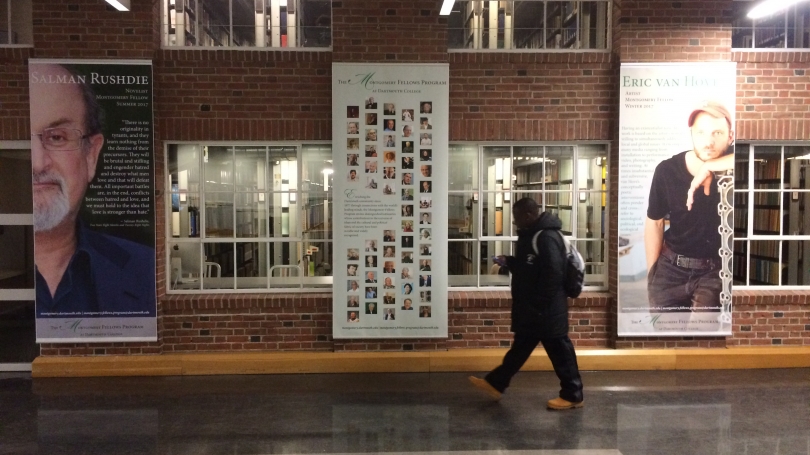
[617,62,736,336]
[30,59,157,342]
[332,63,449,338]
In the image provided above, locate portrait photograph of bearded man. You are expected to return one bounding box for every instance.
[29,62,156,323]
[644,100,734,314]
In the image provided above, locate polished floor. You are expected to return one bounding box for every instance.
[1,368,809,455]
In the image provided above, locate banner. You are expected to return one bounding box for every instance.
[332,63,449,338]
[29,59,157,342]
[618,63,736,336]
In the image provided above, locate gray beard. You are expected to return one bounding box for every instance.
[32,171,70,232]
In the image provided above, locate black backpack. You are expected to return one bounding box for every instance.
[532,229,586,299]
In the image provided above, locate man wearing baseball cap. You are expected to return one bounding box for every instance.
[644,100,734,312]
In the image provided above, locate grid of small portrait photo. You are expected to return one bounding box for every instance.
[343,97,436,322]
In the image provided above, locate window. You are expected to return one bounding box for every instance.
[732,1,810,49]
[166,143,333,292]
[162,0,331,48]
[0,0,32,45]
[447,1,610,51]
[447,143,608,289]
[734,144,810,287]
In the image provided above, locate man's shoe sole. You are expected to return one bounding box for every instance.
[468,376,502,401]
[547,400,584,410]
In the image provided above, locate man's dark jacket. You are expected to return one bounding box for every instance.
[504,211,569,338]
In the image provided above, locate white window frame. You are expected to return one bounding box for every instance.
[733,142,810,289]
[447,0,612,53]
[164,141,334,294]
[446,141,610,290]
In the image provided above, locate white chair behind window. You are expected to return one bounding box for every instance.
[170,258,182,289]
[204,261,221,278]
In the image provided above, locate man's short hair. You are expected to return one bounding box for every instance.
[513,197,540,215]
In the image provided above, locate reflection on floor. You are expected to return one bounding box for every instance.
[1,368,808,455]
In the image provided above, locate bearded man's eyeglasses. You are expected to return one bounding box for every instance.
[32,127,91,152]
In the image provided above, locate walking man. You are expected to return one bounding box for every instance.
[469,197,583,410]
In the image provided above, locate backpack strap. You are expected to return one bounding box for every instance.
[532,229,567,257]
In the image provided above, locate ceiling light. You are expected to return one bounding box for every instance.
[747,0,807,19]
[440,0,455,15]
[105,0,131,11]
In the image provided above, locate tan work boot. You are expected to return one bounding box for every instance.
[547,397,584,410]
[468,376,502,401]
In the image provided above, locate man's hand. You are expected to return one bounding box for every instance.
[686,167,713,211]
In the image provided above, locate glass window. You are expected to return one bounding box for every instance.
[448,1,610,51]
[733,144,810,287]
[732,1,810,49]
[162,0,331,48]
[167,143,333,293]
[448,143,608,289]
[0,0,33,45]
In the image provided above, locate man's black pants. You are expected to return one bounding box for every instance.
[485,332,583,403]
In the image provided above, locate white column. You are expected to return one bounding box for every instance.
[488,1,497,49]
[270,0,281,47]
[255,0,266,47]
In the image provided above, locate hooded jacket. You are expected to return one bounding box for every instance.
[504,211,569,338]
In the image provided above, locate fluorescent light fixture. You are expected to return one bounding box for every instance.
[105,0,131,11]
[440,0,455,15]
[747,0,807,19]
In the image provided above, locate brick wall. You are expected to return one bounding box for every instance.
[31,0,156,59]
[331,0,448,63]
[6,0,810,357]
[735,55,810,141]
[448,53,615,141]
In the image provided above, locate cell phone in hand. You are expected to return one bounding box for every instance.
[492,256,505,266]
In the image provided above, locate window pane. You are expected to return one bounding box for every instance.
[203,242,235,289]
[0,225,34,289]
[169,145,202,238]
[748,240,781,285]
[0,149,32,214]
[301,0,332,48]
[733,240,747,285]
[236,242,263,288]
[480,239,512,287]
[734,144,749,190]
[301,144,333,191]
[788,3,810,47]
[448,192,475,235]
[754,10,787,48]
[268,241,307,286]
[170,243,202,290]
[234,146,266,191]
[301,192,332,238]
[200,0,230,46]
[575,190,604,238]
[480,192,511,237]
[232,0,256,46]
[7,0,32,45]
[574,239,605,286]
[0,1,8,45]
[782,240,810,285]
[732,3,754,48]
[751,197,781,235]
[448,144,478,191]
[734,191,748,237]
[205,190,234,238]
[235,193,267,237]
[482,146,510,189]
[753,145,781,188]
[204,146,233,190]
[448,240,477,285]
